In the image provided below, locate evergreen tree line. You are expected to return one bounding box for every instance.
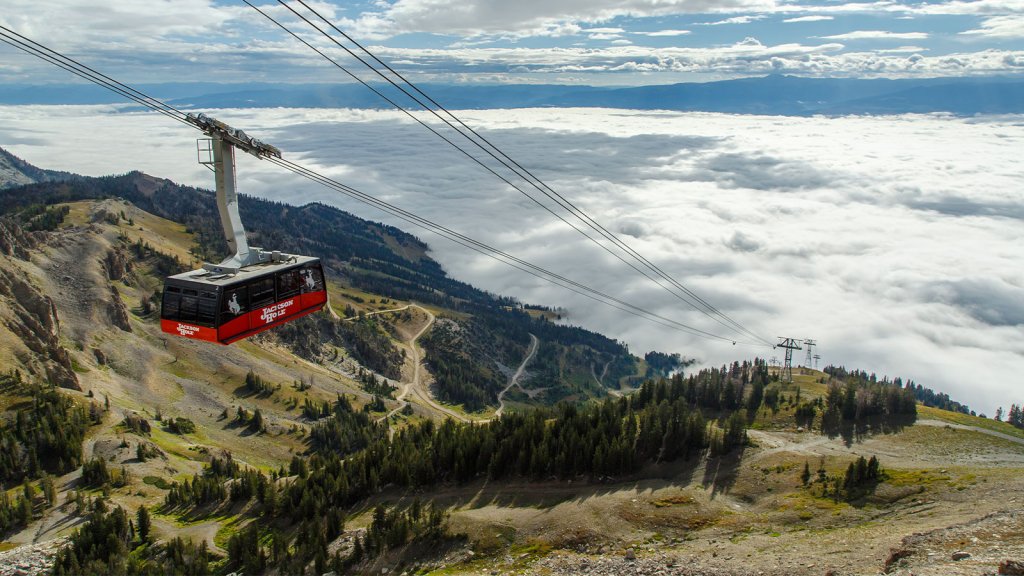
[124,235,186,278]
[358,369,397,399]
[825,366,968,414]
[308,394,387,455]
[51,500,210,576]
[1000,404,1023,428]
[17,203,70,232]
[157,366,752,573]
[245,369,277,396]
[632,360,771,415]
[821,376,917,428]
[0,483,34,535]
[0,375,96,486]
[346,501,451,568]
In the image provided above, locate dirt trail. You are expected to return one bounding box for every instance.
[372,305,469,424]
[591,360,611,387]
[916,418,1024,446]
[345,304,411,322]
[494,333,538,419]
[152,517,224,555]
[380,304,435,423]
[745,429,833,463]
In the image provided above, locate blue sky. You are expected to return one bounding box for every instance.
[2,0,1023,85]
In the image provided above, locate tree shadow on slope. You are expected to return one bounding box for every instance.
[821,412,916,447]
[702,447,746,500]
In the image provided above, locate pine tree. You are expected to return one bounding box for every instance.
[137,505,151,543]
[800,462,811,486]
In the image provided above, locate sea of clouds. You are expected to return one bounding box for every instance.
[1,105,1021,414]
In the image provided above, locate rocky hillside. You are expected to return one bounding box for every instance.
[0,148,74,189]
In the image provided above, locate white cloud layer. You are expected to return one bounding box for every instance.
[1,105,1022,416]
[367,41,1024,79]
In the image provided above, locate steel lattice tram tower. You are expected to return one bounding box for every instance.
[804,339,816,368]
[777,337,803,383]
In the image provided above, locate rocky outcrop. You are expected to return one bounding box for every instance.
[0,217,37,260]
[106,284,132,332]
[0,537,68,576]
[0,262,79,390]
[102,247,132,281]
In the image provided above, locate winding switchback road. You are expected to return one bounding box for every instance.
[494,333,539,419]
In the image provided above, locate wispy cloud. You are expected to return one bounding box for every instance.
[636,29,693,36]
[697,15,767,25]
[960,15,1024,38]
[820,30,929,40]
[783,15,835,23]
[876,45,929,53]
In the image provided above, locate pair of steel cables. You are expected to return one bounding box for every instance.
[0,16,772,348]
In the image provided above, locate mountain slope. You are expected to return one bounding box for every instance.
[0,150,646,410]
[0,148,75,189]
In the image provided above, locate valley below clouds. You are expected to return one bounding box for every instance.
[1,105,1021,413]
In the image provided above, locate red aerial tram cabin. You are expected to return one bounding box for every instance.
[160,256,327,345]
[160,113,329,345]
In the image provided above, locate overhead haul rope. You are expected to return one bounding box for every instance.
[253,0,774,348]
[0,25,768,346]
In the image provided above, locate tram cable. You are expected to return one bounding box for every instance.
[256,0,774,348]
[0,26,770,347]
[242,1,742,338]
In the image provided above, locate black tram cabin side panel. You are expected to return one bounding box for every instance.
[160,257,327,344]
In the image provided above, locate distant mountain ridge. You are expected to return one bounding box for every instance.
[0,148,76,189]
[3,75,1023,115]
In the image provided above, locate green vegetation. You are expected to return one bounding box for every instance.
[276,314,405,379]
[918,405,1024,440]
[819,369,917,437]
[802,456,883,502]
[244,369,276,397]
[356,368,397,399]
[167,417,196,435]
[421,319,504,411]
[308,394,385,455]
[51,502,211,576]
[149,363,753,574]
[17,203,69,231]
[0,372,97,487]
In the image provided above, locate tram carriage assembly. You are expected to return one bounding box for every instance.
[161,113,327,344]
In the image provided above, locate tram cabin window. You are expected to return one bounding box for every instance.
[277,268,303,299]
[162,286,218,327]
[198,291,218,325]
[250,277,276,308]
